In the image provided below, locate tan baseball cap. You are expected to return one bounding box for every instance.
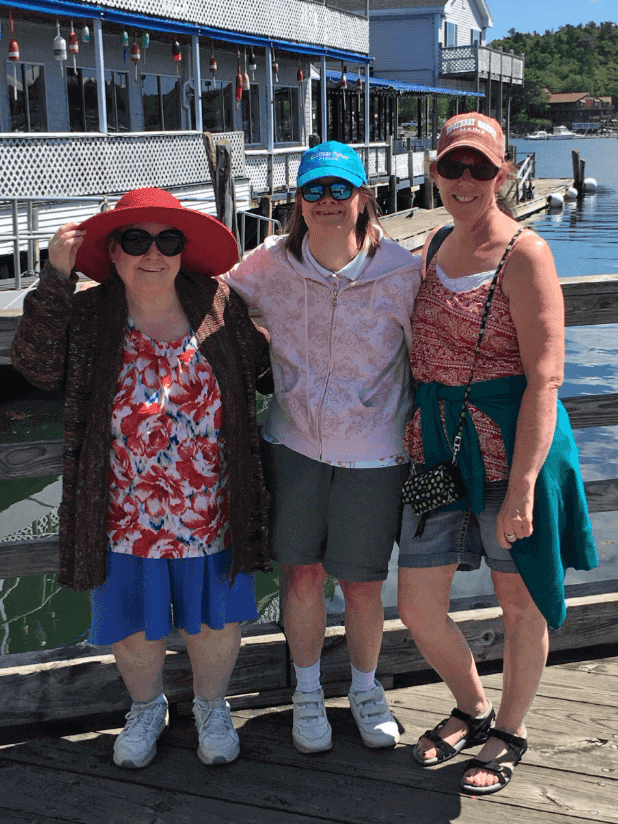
[436,113,505,167]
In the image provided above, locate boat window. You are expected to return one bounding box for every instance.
[142,73,182,131]
[191,80,234,133]
[7,63,47,132]
[242,83,261,145]
[274,85,299,143]
[67,68,99,132]
[105,71,129,133]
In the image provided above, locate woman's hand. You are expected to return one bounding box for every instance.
[48,222,86,278]
[496,484,535,548]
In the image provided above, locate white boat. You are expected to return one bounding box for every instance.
[548,125,576,140]
[524,130,549,140]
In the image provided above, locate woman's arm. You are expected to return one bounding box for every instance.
[497,231,565,548]
[11,223,86,390]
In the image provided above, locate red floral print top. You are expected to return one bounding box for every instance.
[404,252,524,481]
[107,322,230,558]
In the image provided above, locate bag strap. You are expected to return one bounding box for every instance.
[450,227,525,461]
[425,225,454,276]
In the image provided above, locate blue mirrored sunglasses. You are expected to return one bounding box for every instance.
[300,180,355,202]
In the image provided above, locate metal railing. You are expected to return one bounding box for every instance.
[517,154,536,203]
[1,195,282,290]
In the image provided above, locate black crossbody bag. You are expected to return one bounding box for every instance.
[402,227,523,535]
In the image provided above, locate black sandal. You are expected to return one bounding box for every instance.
[459,728,528,795]
[412,702,495,767]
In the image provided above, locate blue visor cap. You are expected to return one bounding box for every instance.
[297,141,368,189]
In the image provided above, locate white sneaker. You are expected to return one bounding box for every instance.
[113,695,169,769]
[193,697,240,765]
[348,680,400,748]
[292,688,332,754]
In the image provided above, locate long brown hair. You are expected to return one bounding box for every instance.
[284,184,383,262]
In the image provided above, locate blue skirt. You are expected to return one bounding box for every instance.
[89,548,258,646]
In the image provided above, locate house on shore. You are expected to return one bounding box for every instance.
[545,92,614,132]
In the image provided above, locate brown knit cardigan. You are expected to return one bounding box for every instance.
[12,261,273,591]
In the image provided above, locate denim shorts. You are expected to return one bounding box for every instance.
[398,479,519,573]
[260,440,409,582]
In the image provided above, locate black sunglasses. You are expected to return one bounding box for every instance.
[119,228,186,257]
[300,180,355,202]
[436,155,499,181]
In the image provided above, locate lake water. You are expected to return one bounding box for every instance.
[2,137,618,653]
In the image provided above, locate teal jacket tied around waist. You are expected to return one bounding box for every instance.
[416,374,598,629]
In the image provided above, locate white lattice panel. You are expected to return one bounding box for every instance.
[0,133,244,198]
[272,155,288,188]
[76,0,369,55]
[245,155,269,190]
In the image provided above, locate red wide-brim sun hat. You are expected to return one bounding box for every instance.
[75,187,239,283]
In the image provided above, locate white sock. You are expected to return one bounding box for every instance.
[350,664,376,694]
[294,661,321,693]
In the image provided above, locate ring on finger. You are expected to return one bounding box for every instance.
[505,532,516,542]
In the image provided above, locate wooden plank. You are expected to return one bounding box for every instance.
[561,275,618,327]
[0,759,330,824]
[3,730,614,824]
[0,537,60,577]
[0,439,63,480]
[1,386,616,485]
[562,392,618,429]
[583,479,618,513]
[1,594,616,727]
[0,627,288,728]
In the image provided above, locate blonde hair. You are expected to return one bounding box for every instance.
[284,184,383,262]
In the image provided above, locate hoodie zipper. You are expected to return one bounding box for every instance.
[316,277,344,459]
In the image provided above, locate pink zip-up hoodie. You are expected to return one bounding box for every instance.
[219,233,422,464]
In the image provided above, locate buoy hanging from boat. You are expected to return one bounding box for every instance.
[131,37,141,80]
[68,21,79,72]
[210,42,217,88]
[53,21,68,77]
[356,66,363,92]
[272,49,279,83]
[235,52,243,109]
[141,31,149,64]
[172,40,181,76]
[297,59,304,85]
[547,192,564,208]
[8,11,19,101]
[249,51,257,80]
[81,25,90,44]
[564,187,578,201]
[243,49,251,92]
[583,177,598,193]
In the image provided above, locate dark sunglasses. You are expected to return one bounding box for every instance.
[436,155,499,181]
[119,228,186,257]
[300,179,355,202]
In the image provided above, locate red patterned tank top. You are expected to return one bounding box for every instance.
[404,239,525,481]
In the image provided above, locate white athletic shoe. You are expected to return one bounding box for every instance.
[349,680,400,748]
[193,696,240,765]
[113,695,169,769]
[292,688,333,753]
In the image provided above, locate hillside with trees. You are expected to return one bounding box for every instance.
[490,21,618,126]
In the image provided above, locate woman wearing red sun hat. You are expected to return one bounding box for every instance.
[12,187,273,770]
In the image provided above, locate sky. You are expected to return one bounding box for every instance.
[485,0,618,43]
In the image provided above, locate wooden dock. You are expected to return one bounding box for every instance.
[0,650,617,823]
[381,178,572,251]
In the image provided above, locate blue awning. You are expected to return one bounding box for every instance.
[325,69,485,97]
[1,0,371,64]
